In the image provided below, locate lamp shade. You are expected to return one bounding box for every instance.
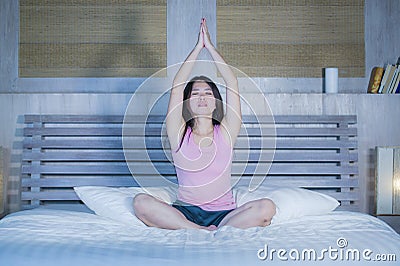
[376,146,400,215]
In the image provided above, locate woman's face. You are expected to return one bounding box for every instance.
[189,81,216,117]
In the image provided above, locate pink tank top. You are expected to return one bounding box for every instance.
[172,125,236,211]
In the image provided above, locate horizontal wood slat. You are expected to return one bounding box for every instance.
[22,176,358,188]
[21,190,359,202]
[22,150,358,162]
[24,114,357,124]
[24,126,357,137]
[21,163,358,175]
[25,114,127,123]
[23,138,357,149]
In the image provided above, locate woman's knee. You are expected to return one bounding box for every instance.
[256,198,276,226]
[132,193,154,216]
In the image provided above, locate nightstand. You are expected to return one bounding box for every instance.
[377,215,400,234]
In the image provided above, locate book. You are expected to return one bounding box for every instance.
[388,66,399,93]
[378,64,392,93]
[395,78,400,93]
[367,67,384,93]
[393,71,400,93]
[389,57,400,93]
[381,64,396,93]
[389,65,400,93]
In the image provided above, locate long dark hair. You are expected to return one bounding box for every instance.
[178,76,224,150]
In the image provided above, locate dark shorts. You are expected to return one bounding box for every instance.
[172,200,234,227]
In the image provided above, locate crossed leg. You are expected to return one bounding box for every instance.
[217,198,276,229]
[133,193,276,230]
[133,193,217,230]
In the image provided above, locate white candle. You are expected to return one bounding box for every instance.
[324,68,339,93]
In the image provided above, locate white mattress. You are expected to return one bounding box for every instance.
[0,208,399,266]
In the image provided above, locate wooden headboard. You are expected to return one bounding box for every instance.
[21,114,358,211]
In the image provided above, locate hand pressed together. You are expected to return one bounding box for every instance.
[196,18,214,50]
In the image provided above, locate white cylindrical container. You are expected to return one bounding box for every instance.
[324,68,339,93]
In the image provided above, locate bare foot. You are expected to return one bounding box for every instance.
[204,225,218,231]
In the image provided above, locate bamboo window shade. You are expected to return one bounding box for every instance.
[217,0,365,77]
[19,0,167,77]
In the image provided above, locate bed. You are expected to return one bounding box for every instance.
[0,114,398,266]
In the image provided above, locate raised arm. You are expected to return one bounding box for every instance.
[202,20,242,142]
[166,23,204,150]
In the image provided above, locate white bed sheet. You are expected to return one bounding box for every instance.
[0,209,399,266]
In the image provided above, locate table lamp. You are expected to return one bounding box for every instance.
[376,146,400,215]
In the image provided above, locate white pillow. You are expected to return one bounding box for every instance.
[234,186,340,224]
[74,185,339,227]
[74,186,177,227]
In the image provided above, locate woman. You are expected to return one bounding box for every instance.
[133,18,275,230]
